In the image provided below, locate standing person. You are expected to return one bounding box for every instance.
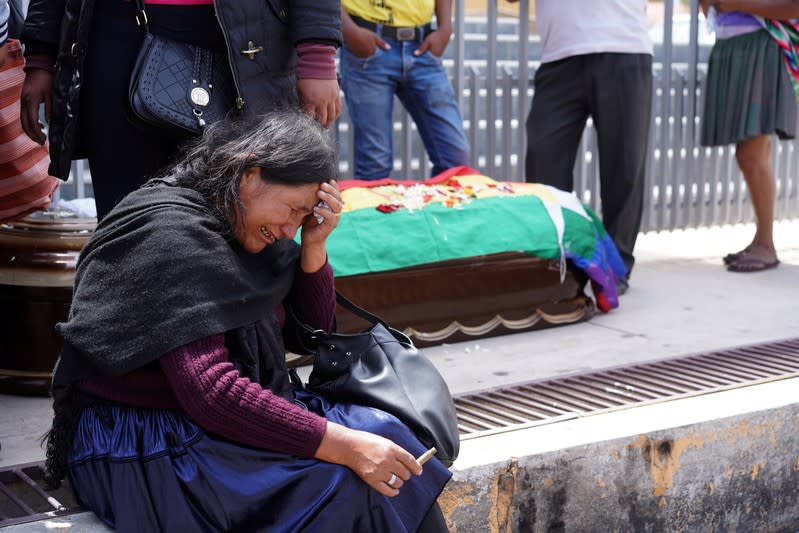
[516,0,653,295]
[700,0,799,273]
[45,111,451,532]
[339,0,470,180]
[19,0,341,220]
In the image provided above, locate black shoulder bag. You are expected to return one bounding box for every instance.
[290,292,460,467]
[128,0,236,135]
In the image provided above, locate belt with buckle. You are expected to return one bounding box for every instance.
[351,15,433,41]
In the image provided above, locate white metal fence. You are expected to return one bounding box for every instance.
[58,0,799,230]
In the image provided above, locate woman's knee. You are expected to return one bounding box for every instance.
[735,136,771,176]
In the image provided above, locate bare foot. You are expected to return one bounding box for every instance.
[722,244,753,265]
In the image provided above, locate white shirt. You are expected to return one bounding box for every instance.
[536,0,653,63]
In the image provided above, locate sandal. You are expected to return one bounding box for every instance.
[726,255,780,273]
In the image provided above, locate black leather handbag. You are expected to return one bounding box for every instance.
[128,0,235,135]
[290,292,460,466]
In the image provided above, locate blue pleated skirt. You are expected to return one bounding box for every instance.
[67,389,451,532]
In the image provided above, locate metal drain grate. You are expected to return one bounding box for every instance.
[0,462,81,528]
[453,337,799,439]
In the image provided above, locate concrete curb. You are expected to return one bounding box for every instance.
[440,379,799,532]
[5,380,799,532]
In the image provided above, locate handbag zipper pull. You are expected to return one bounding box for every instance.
[193,109,206,128]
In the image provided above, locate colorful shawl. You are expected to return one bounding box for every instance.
[323,167,627,312]
[757,17,799,97]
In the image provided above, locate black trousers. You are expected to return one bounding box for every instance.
[79,0,224,220]
[525,53,652,274]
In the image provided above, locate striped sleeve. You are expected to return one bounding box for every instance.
[0,0,8,47]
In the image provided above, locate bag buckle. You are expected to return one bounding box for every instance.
[396,27,416,41]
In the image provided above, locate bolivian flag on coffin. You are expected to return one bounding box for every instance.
[322,167,627,311]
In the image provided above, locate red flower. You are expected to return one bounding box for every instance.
[376,204,403,214]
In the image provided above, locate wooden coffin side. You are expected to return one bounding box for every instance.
[333,252,594,347]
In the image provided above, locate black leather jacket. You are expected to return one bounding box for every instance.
[22,0,341,180]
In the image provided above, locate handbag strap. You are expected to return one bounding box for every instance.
[132,0,150,32]
[334,290,388,328]
[286,290,390,350]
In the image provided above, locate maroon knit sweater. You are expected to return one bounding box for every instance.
[81,262,335,458]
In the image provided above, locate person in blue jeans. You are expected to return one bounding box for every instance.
[340,0,470,180]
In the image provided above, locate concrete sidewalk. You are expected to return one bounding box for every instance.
[1,220,798,530]
[423,219,799,395]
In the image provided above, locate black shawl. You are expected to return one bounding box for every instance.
[52,182,300,393]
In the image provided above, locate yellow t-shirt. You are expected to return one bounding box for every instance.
[342,0,435,27]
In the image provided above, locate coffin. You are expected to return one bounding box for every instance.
[0,213,95,395]
[334,253,593,347]
[322,167,626,348]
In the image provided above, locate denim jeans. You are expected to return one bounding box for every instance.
[340,37,470,180]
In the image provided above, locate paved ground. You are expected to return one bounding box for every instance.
[2,219,798,468]
[426,219,799,394]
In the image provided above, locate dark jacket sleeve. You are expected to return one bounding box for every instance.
[289,0,341,48]
[21,0,66,57]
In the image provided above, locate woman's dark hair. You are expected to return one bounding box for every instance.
[167,109,339,226]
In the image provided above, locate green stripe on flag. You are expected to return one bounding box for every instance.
[563,207,606,254]
[324,195,594,277]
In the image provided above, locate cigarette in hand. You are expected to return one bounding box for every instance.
[416,447,437,466]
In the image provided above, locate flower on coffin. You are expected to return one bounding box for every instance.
[376,204,403,213]
[370,177,518,214]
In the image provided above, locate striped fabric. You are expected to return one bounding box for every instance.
[0,40,59,222]
[0,0,8,47]
[758,17,799,97]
